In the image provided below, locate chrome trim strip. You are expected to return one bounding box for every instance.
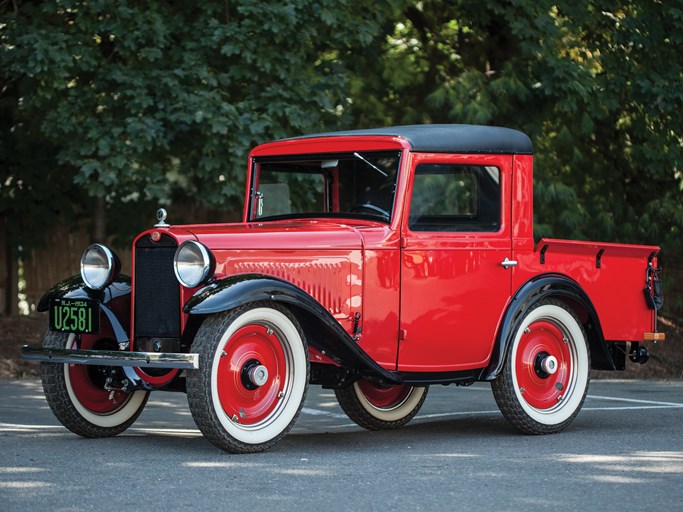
[20,346,199,369]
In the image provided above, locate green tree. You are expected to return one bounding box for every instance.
[2,0,400,230]
[349,0,683,312]
[1,0,400,312]
[3,0,682,316]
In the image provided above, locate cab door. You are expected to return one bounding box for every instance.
[398,153,513,373]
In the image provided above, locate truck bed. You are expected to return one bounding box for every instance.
[518,238,658,342]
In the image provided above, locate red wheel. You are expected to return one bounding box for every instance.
[356,380,412,409]
[512,320,571,410]
[186,303,309,453]
[492,299,590,434]
[215,324,288,425]
[40,331,148,437]
[335,380,428,430]
[66,335,132,414]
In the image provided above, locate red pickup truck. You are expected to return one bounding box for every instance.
[23,124,664,453]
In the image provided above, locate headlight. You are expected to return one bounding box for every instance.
[80,244,120,290]
[173,241,215,288]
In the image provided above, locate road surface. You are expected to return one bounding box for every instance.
[1,378,682,511]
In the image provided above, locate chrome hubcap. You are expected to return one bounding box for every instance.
[540,355,558,375]
[248,365,269,387]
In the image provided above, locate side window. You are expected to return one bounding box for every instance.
[409,164,501,232]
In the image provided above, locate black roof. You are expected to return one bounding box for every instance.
[285,124,533,155]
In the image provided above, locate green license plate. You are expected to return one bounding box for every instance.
[49,298,100,334]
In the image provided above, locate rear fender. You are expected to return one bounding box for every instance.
[184,274,401,384]
[483,273,613,381]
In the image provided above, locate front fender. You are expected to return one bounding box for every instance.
[482,273,613,381]
[184,274,401,385]
[37,274,131,344]
[37,274,131,311]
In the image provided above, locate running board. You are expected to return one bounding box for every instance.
[21,346,199,370]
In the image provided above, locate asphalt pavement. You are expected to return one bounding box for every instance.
[1,378,682,511]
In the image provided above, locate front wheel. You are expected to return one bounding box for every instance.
[186,302,309,453]
[40,331,149,438]
[492,299,590,434]
[335,380,428,430]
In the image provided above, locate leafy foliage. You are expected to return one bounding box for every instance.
[2,0,399,242]
[2,0,682,314]
[350,0,683,260]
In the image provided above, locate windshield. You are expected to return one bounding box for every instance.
[248,151,401,223]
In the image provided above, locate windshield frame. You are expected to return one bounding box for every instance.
[247,150,402,224]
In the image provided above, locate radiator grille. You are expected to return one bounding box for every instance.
[134,234,180,339]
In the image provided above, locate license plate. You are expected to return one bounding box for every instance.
[49,298,100,334]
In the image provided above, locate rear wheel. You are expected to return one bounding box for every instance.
[335,380,428,430]
[492,299,590,434]
[186,302,309,453]
[40,331,149,437]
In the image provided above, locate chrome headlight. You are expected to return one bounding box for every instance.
[173,241,215,288]
[80,244,120,290]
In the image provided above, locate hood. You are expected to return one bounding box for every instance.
[169,219,368,251]
[166,219,370,334]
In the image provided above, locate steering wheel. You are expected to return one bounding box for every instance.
[349,203,390,220]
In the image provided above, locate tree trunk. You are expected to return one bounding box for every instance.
[4,236,19,316]
[0,218,6,314]
[91,195,107,243]
[7,245,19,316]
[1,216,19,316]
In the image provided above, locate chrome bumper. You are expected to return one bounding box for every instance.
[21,346,199,370]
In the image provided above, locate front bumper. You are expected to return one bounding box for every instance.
[21,346,199,370]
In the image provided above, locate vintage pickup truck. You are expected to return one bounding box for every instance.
[23,124,664,453]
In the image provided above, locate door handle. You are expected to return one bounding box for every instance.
[501,257,518,269]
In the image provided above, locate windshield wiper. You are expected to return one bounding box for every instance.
[353,152,388,177]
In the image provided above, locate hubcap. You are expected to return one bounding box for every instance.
[540,354,558,375]
[241,360,269,389]
[249,365,269,387]
[217,324,286,425]
[515,321,571,410]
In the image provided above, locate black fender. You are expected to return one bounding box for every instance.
[37,274,131,345]
[184,273,402,385]
[37,274,132,311]
[482,273,614,381]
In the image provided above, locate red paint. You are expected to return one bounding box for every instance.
[514,321,571,409]
[134,368,181,387]
[222,252,360,330]
[356,380,411,408]
[514,239,657,342]
[216,324,286,425]
[68,333,128,413]
[309,347,337,365]
[397,153,513,372]
[120,128,659,385]
[68,364,127,413]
